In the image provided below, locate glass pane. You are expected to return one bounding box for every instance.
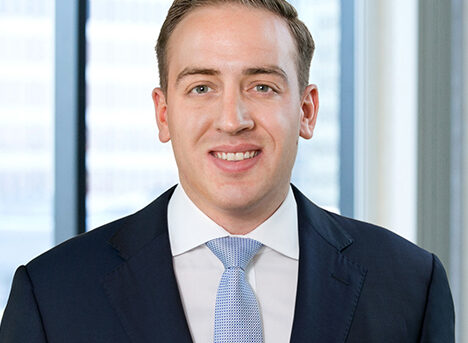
[291,0,341,213]
[0,0,54,318]
[86,0,177,230]
[86,0,341,231]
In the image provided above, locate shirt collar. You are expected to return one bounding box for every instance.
[167,184,298,259]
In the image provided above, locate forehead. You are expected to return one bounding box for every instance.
[165,4,298,83]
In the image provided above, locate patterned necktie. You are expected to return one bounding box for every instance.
[206,237,264,343]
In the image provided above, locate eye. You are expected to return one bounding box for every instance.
[255,84,273,93]
[190,85,211,94]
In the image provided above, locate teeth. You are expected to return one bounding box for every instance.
[214,151,258,161]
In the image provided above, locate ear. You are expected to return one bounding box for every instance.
[152,87,171,143]
[299,84,319,139]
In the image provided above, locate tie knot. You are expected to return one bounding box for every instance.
[206,237,262,270]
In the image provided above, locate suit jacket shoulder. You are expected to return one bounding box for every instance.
[27,186,175,279]
[0,186,193,343]
[291,185,454,342]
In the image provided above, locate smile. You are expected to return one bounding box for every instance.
[212,151,260,161]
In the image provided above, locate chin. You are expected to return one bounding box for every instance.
[213,186,267,212]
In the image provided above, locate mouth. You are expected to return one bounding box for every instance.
[208,145,262,173]
[211,150,260,162]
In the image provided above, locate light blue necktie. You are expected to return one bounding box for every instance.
[206,237,264,343]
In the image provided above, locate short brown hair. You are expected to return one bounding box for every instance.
[155,0,315,93]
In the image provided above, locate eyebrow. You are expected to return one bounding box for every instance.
[175,67,220,85]
[175,65,289,85]
[243,66,288,82]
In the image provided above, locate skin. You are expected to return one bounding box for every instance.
[152,4,319,234]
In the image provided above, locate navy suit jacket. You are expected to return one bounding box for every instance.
[0,185,455,342]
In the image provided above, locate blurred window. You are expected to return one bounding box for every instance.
[0,0,54,317]
[86,0,178,230]
[291,0,340,212]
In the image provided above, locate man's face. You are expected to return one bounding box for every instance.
[153,5,318,227]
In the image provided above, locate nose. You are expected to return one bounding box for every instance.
[214,89,254,135]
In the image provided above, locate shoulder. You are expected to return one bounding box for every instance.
[327,210,453,338]
[329,210,433,270]
[311,206,443,309]
[25,213,131,289]
[293,186,454,339]
[331,210,428,256]
[292,185,435,275]
[25,186,175,286]
[317,205,435,278]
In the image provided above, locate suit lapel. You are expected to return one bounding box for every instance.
[99,185,366,342]
[290,186,367,343]
[101,187,193,343]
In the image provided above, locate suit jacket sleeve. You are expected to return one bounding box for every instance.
[419,254,455,342]
[0,266,47,343]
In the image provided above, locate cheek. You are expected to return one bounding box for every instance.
[167,104,213,145]
[257,105,301,143]
[272,113,302,158]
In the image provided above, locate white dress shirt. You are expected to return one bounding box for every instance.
[167,184,299,343]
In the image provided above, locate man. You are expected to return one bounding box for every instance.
[0,0,454,342]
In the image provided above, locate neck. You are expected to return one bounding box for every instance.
[181,184,289,235]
